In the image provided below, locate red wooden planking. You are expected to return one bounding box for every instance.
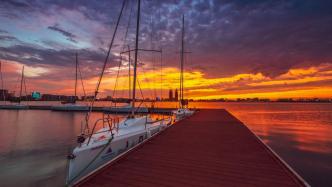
[76,109,307,187]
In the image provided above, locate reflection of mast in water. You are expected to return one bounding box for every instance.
[8,110,21,157]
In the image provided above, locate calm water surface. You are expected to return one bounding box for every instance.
[0,102,331,187]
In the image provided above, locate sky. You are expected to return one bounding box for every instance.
[0,0,332,100]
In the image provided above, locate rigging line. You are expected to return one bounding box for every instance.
[139,59,153,100]
[131,0,141,116]
[180,14,185,108]
[156,6,163,101]
[160,50,163,100]
[84,0,127,133]
[112,55,123,107]
[75,53,78,98]
[11,71,20,96]
[23,74,28,104]
[19,66,24,104]
[128,45,131,100]
[121,0,134,51]
[112,0,133,103]
[149,14,157,100]
[115,58,126,103]
[121,49,162,54]
[77,58,86,99]
[137,78,148,108]
[119,76,126,100]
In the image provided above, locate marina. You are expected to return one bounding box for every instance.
[1,102,332,186]
[0,0,331,186]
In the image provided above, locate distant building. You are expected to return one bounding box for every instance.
[174,89,178,101]
[41,94,60,101]
[41,94,76,101]
[0,89,9,100]
[169,89,173,101]
[82,95,95,101]
[106,96,113,101]
[32,91,41,100]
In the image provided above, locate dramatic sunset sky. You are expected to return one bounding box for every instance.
[0,0,332,99]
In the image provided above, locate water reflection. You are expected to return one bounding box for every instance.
[0,111,121,187]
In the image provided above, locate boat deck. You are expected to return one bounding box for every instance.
[75,109,307,187]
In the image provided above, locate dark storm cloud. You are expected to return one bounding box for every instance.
[1,0,332,79]
[161,0,332,77]
[0,29,9,34]
[0,30,19,42]
[0,44,121,80]
[1,0,29,8]
[48,24,77,43]
[0,0,32,18]
[0,35,17,41]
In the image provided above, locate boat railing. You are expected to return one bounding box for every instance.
[82,114,120,145]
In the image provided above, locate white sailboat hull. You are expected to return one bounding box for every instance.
[68,130,147,184]
[51,104,89,111]
[67,116,171,185]
[173,108,194,121]
[103,106,148,113]
[0,104,29,110]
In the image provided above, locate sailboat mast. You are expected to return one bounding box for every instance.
[0,61,5,103]
[75,53,78,99]
[128,45,131,100]
[131,0,141,116]
[19,66,24,104]
[180,15,185,108]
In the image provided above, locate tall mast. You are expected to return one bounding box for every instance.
[19,66,24,104]
[128,45,131,100]
[180,15,185,108]
[0,61,5,103]
[131,0,141,116]
[75,53,78,99]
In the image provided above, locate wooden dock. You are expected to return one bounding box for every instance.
[74,109,308,187]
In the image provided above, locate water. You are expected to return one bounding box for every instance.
[0,110,108,187]
[221,103,332,187]
[0,102,331,186]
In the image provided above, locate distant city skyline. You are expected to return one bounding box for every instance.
[1,88,331,103]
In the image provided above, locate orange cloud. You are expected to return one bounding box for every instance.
[55,63,332,99]
[85,63,332,99]
[2,58,332,99]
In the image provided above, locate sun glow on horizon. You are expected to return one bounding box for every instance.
[1,59,332,100]
[77,63,332,99]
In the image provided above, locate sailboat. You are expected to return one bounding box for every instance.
[103,46,148,114]
[172,15,194,121]
[52,53,89,111]
[0,64,28,110]
[66,0,172,185]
